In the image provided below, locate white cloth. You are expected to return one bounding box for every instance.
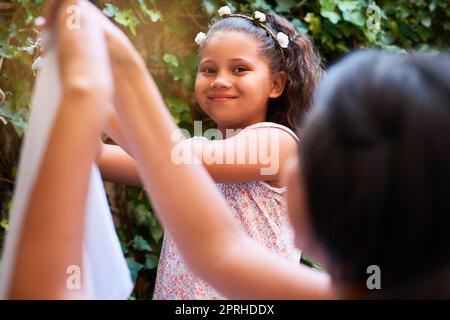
[0,45,133,299]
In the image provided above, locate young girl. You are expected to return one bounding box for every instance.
[96,6,322,299]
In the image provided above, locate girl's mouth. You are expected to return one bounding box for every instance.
[208,95,238,102]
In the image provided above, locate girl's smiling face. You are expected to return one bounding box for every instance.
[195,31,285,131]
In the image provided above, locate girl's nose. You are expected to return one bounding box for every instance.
[210,74,232,89]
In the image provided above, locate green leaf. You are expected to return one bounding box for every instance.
[203,0,216,15]
[321,10,341,24]
[305,13,322,35]
[114,9,140,36]
[300,254,325,272]
[133,203,152,226]
[165,98,190,124]
[147,9,161,22]
[149,224,164,243]
[319,0,336,12]
[144,254,159,270]
[103,3,119,18]
[337,1,360,13]
[140,4,161,23]
[120,241,129,255]
[342,10,366,27]
[291,18,309,34]
[133,235,152,252]
[251,0,273,11]
[421,17,431,28]
[0,218,8,231]
[163,53,179,67]
[0,47,12,59]
[126,258,144,284]
[275,0,297,13]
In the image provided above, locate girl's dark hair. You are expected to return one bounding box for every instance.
[200,13,322,132]
[301,50,450,298]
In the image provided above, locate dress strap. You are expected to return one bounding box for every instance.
[243,122,299,142]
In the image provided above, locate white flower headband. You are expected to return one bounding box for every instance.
[195,6,289,68]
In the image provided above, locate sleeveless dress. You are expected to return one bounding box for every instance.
[153,122,301,299]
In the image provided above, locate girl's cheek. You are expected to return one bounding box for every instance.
[195,75,208,93]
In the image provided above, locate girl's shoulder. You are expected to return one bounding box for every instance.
[242,122,299,143]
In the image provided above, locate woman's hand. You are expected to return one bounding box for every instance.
[37,0,113,100]
[37,0,143,75]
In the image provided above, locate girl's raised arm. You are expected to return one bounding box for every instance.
[97,124,298,187]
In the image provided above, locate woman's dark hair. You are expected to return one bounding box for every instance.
[301,50,450,298]
[199,12,322,132]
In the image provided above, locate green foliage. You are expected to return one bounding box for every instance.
[0,0,449,299]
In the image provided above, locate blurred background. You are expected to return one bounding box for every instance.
[0,0,449,299]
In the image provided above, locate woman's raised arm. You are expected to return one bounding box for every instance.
[9,0,113,299]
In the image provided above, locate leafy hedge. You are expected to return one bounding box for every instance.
[0,0,448,299]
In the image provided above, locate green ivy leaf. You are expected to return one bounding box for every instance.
[144,254,159,270]
[421,17,432,28]
[126,257,144,284]
[147,9,161,22]
[305,13,322,35]
[342,10,366,27]
[336,0,360,13]
[0,218,8,231]
[120,240,129,255]
[291,18,309,34]
[163,53,179,67]
[202,0,216,15]
[275,0,297,13]
[320,0,336,12]
[321,10,341,24]
[149,224,164,243]
[133,203,152,226]
[165,98,190,124]
[103,3,119,18]
[251,0,273,11]
[133,235,152,252]
[114,9,140,36]
[0,47,12,59]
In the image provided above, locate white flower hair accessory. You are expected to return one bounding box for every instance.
[218,6,232,17]
[276,32,289,48]
[194,7,290,68]
[195,32,207,46]
[254,11,266,22]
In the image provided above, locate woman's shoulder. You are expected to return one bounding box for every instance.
[242,122,299,142]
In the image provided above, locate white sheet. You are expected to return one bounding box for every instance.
[0,41,133,299]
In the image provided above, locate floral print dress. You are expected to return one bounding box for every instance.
[153,122,301,299]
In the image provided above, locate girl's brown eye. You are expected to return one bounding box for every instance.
[201,68,216,74]
[232,66,248,73]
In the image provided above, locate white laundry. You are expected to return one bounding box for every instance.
[0,40,133,299]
